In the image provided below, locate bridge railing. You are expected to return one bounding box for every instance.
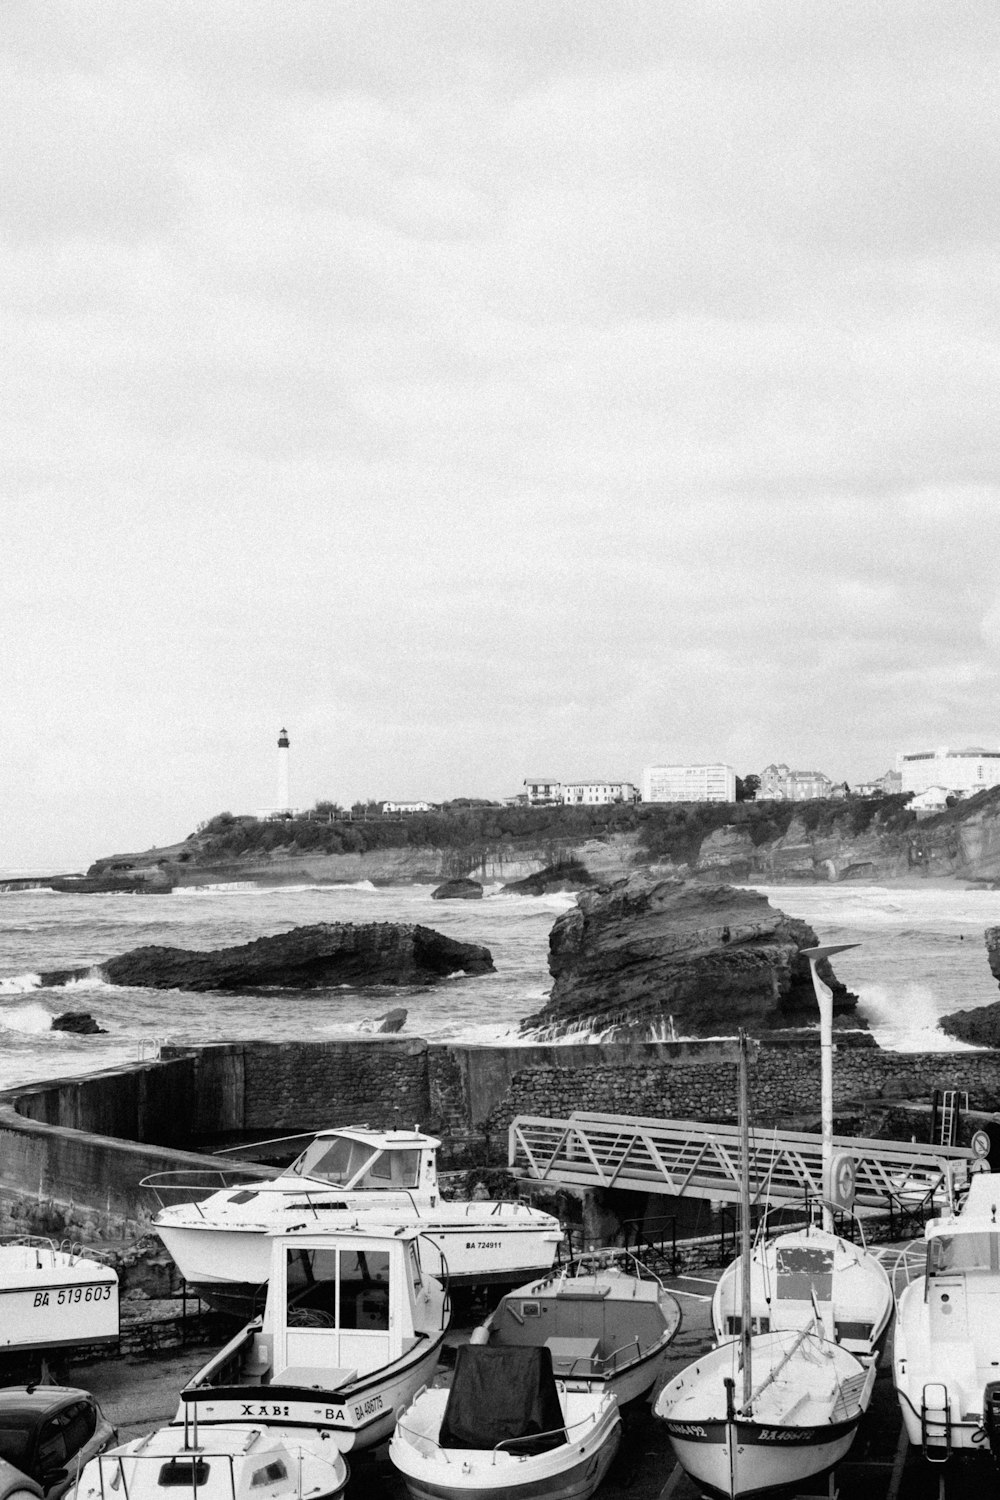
[509,1110,971,1209]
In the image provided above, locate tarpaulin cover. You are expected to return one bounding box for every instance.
[439,1344,566,1453]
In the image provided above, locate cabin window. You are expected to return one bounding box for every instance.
[929,1233,997,1274]
[158,1461,211,1487]
[408,1243,423,1297]
[365,1150,421,1188]
[775,1246,834,1301]
[250,1462,288,1487]
[285,1246,390,1330]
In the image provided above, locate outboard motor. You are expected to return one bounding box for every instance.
[982,1381,1000,1462]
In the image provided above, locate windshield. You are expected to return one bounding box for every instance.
[287,1136,379,1185]
[929,1232,998,1274]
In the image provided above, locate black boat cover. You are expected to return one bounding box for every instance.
[438,1344,567,1453]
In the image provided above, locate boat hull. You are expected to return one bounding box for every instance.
[157,1219,561,1305]
[394,1435,620,1500]
[390,1393,621,1500]
[659,1416,861,1500]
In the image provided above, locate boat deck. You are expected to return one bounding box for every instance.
[70,1247,998,1500]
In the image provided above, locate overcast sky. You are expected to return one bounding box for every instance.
[4,1,1000,870]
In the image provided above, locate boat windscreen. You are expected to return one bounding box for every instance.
[929,1232,997,1274]
[287,1135,378,1185]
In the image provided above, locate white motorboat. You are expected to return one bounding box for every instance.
[145,1127,563,1310]
[712,1212,893,1365]
[475,1249,681,1405]
[389,1344,621,1500]
[0,1237,118,1356]
[894,1169,1000,1463]
[72,1424,348,1500]
[176,1223,448,1453]
[654,1031,876,1499]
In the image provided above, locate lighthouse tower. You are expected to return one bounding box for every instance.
[277,727,290,812]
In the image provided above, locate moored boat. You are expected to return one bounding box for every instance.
[475,1249,681,1404]
[72,1424,348,1500]
[712,1212,893,1365]
[389,1344,621,1500]
[654,1030,876,1499]
[893,1169,1000,1463]
[145,1126,563,1310]
[0,1237,118,1358]
[176,1224,448,1453]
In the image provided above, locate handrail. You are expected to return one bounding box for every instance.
[493,1399,609,1457]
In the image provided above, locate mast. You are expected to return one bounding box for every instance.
[738,1029,753,1407]
[800,943,859,1233]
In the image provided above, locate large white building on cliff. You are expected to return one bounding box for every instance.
[897,747,1000,796]
[642,763,736,803]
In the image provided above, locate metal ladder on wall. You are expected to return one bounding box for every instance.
[936,1090,968,1148]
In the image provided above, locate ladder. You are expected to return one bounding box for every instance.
[921,1382,952,1460]
[936,1091,968,1148]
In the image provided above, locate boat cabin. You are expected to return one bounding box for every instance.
[184,1226,441,1399]
[922,1174,1000,1365]
[282,1128,441,1201]
[488,1272,673,1379]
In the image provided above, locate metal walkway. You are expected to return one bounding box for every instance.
[508,1109,972,1208]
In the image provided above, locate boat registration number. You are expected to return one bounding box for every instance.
[353,1394,383,1421]
[33,1285,114,1307]
[465,1241,501,1250]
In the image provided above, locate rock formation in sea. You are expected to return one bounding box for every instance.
[938,927,1000,1045]
[502,859,595,896]
[51,1011,107,1034]
[42,924,494,992]
[431,878,484,899]
[520,874,859,1040]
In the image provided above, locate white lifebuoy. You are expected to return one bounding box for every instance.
[828,1152,856,1208]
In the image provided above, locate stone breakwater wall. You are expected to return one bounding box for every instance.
[5,1036,1000,1220]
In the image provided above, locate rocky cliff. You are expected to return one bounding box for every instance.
[86,786,1000,889]
[521,875,859,1040]
[40,923,494,992]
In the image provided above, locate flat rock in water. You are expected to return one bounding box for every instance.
[502,860,594,896]
[51,1011,107,1034]
[94,923,494,991]
[431,878,484,900]
[521,873,859,1040]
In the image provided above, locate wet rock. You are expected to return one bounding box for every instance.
[51,1011,107,1034]
[431,878,484,900]
[93,922,494,991]
[521,873,858,1040]
[502,859,594,896]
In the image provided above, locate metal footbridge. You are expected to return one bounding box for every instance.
[508,1109,973,1209]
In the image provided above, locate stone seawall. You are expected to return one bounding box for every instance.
[4,1036,1000,1220]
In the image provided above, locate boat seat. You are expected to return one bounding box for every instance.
[544,1335,601,1376]
[273,1365,357,1391]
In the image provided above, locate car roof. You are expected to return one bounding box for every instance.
[0,1388,90,1419]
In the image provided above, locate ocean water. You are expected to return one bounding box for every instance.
[0,879,998,1091]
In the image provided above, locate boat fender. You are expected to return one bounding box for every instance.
[470,1326,489,1345]
[982,1382,1000,1462]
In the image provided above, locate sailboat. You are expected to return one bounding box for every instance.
[654,1028,876,1500]
[711,945,894,1369]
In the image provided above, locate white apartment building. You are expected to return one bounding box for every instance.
[758,763,833,801]
[642,763,736,803]
[896,747,1000,796]
[561,780,638,806]
[381,801,438,814]
[523,778,562,806]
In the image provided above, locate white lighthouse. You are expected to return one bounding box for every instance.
[277,726,290,812]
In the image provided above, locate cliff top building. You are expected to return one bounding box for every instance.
[758,763,833,801]
[897,747,1000,796]
[642,763,736,804]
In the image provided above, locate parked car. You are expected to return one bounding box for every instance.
[0,1388,116,1500]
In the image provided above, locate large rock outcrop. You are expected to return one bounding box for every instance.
[41,924,494,992]
[521,875,858,1039]
[938,927,1000,1045]
[502,860,595,896]
[431,878,484,900]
